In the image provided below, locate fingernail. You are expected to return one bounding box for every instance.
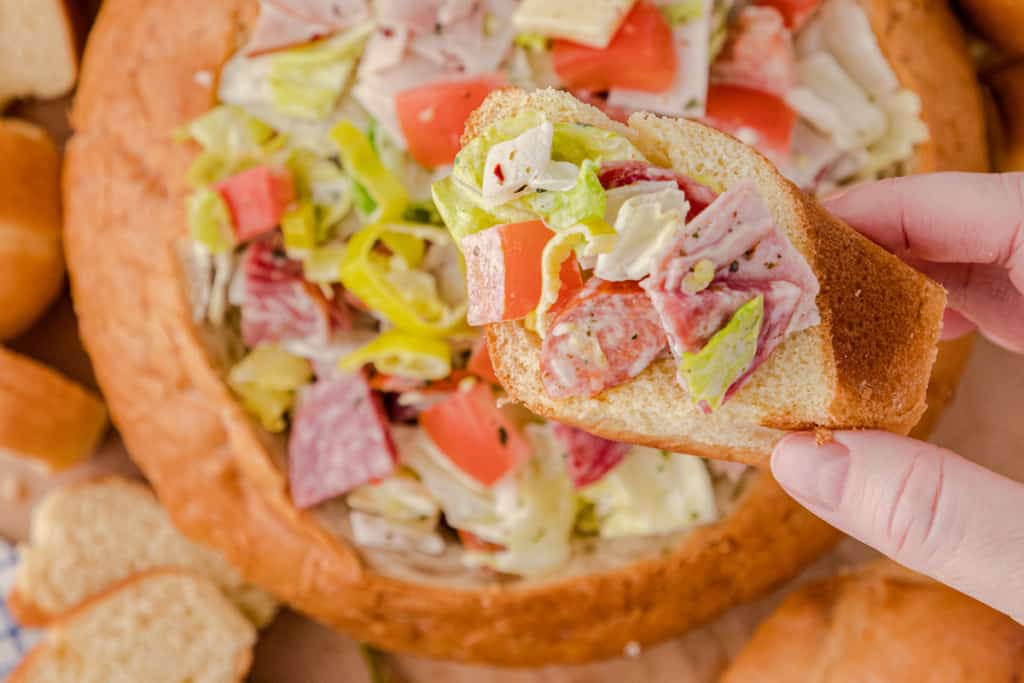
[771,434,850,511]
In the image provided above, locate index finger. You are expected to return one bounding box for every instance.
[824,173,1024,286]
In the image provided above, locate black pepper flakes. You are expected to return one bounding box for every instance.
[729,260,739,273]
[498,426,508,445]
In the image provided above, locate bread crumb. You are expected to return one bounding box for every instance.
[1,475,26,502]
[815,428,835,445]
[624,641,641,658]
[193,70,213,88]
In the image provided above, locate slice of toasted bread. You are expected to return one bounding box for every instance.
[720,560,1024,682]
[9,477,277,627]
[8,570,256,683]
[0,0,78,109]
[0,347,107,471]
[475,89,946,465]
[0,118,64,341]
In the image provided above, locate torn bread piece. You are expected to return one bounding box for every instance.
[436,88,945,465]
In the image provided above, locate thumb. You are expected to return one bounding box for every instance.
[771,431,1024,623]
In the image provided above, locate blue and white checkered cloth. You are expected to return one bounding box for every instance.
[0,540,40,677]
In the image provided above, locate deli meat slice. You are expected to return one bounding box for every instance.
[598,161,718,220]
[711,6,797,98]
[552,423,630,489]
[247,0,371,55]
[288,371,397,508]
[541,279,667,400]
[240,241,350,348]
[643,180,819,397]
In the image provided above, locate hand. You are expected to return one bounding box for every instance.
[771,173,1024,623]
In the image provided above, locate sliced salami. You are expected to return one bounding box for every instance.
[552,423,629,489]
[241,241,349,348]
[541,279,666,400]
[288,371,396,508]
[598,161,718,220]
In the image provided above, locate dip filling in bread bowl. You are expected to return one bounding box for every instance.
[64,0,984,664]
[180,0,935,577]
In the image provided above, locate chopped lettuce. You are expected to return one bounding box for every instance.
[266,22,373,120]
[338,329,453,381]
[452,110,547,190]
[860,90,929,180]
[301,243,347,284]
[347,472,441,529]
[660,0,705,25]
[228,343,313,432]
[595,187,689,282]
[679,295,764,412]
[526,160,606,231]
[286,149,352,237]
[578,448,718,538]
[513,32,550,52]
[187,188,235,254]
[534,221,616,336]
[176,105,280,187]
[550,122,645,167]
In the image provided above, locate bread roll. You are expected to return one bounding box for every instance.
[0,0,78,108]
[0,119,64,341]
[720,561,1024,682]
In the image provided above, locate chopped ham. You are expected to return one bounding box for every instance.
[643,181,819,399]
[288,371,396,508]
[541,279,667,400]
[711,6,796,98]
[552,423,630,489]
[240,241,349,348]
[598,161,718,220]
[246,0,371,55]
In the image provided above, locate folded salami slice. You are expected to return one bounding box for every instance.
[598,161,717,220]
[541,279,666,400]
[288,371,396,508]
[240,241,349,348]
[552,423,629,489]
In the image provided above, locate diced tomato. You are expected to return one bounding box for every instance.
[753,0,823,29]
[420,382,530,486]
[457,529,504,553]
[552,2,677,93]
[467,337,501,385]
[396,75,506,168]
[462,220,584,326]
[711,6,796,97]
[216,165,295,241]
[704,85,797,163]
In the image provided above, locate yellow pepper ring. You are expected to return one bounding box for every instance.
[338,329,452,381]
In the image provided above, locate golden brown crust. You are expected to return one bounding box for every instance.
[720,561,1024,682]
[866,0,990,174]
[0,119,64,341]
[62,0,972,665]
[480,88,945,465]
[0,347,108,471]
[957,0,1024,56]
[987,60,1024,172]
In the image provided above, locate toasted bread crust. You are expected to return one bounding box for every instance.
[477,89,945,464]
[63,0,973,665]
[720,561,1024,682]
[956,0,1024,56]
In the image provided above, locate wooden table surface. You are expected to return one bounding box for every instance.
[5,39,1024,682]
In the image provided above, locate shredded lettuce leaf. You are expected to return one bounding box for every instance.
[187,188,235,254]
[176,105,281,187]
[526,159,606,231]
[660,0,705,25]
[286,149,352,238]
[578,448,718,538]
[347,471,441,529]
[679,295,764,412]
[595,187,689,282]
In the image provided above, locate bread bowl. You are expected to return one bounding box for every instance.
[64,0,983,665]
